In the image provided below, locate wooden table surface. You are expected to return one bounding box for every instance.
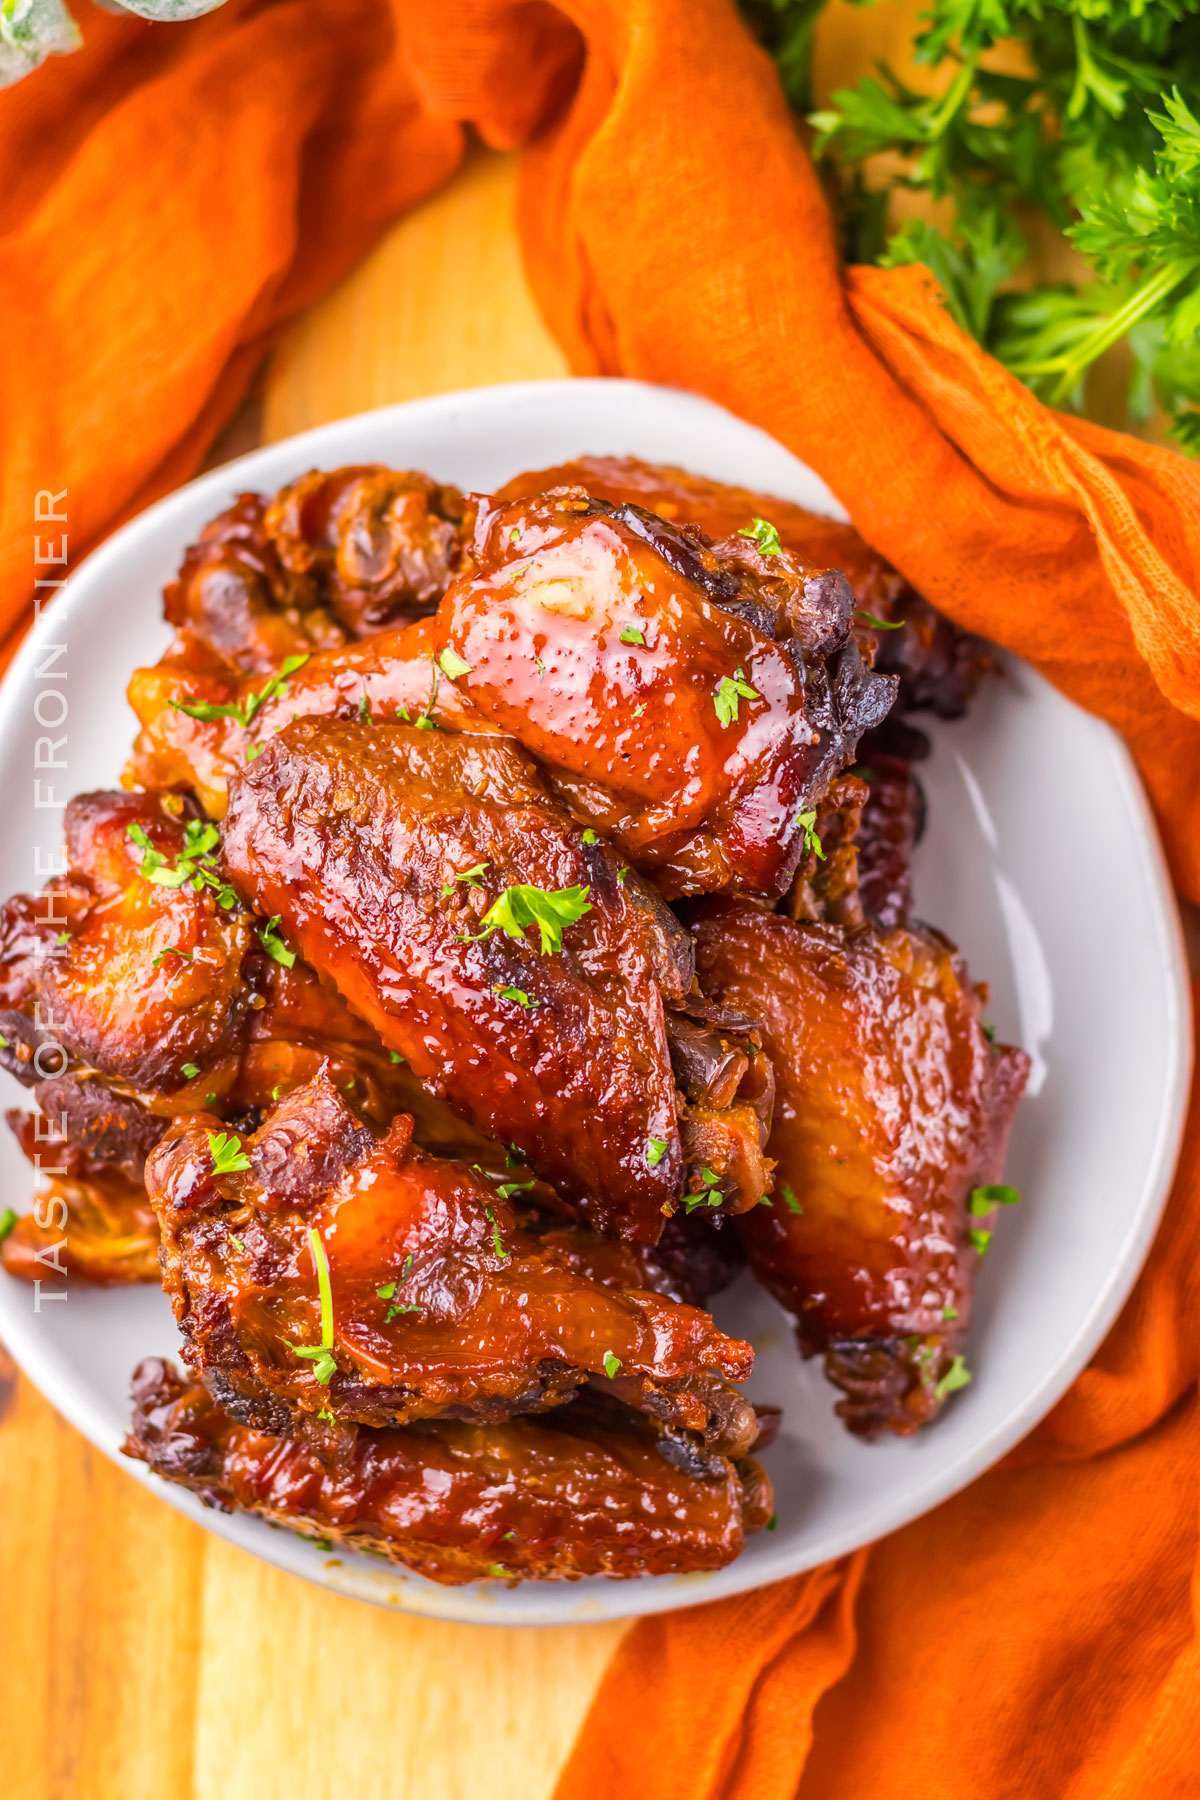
[0,11,976,1796]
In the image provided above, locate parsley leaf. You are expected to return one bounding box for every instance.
[603,1352,622,1378]
[855,609,904,631]
[437,648,472,680]
[970,1183,1021,1212]
[172,652,310,730]
[581,829,599,844]
[257,915,296,968]
[796,809,825,861]
[182,1062,200,1079]
[713,668,760,728]
[207,1130,251,1176]
[935,1354,973,1401]
[969,1227,993,1255]
[442,861,489,896]
[494,984,538,1008]
[619,623,646,645]
[152,947,193,967]
[738,516,782,556]
[646,1138,669,1167]
[0,1205,17,1245]
[780,1184,803,1215]
[461,882,592,956]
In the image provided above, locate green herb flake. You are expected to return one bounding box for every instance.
[796,809,825,861]
[182,1062,200,1079]
[461,882,592,956]
[0,1205,17,1245]
[171,652,310,731]
[484,1205,510,1262]
[284,1226,339,1384]
[437,648,473,680]
[153,947,193,967]
[206,1130,251,1176]
[855,610,904,631]
[257,915,296,969]
[619,623,646,646]
[713,667,760,728]
[942,1304,959,1322]
[766,1513,778,1531]
[646,1138,669,1167]
[970,1183,1020,1213]
[969,1227,993,1255]
[442,861,489,896]
[388,1051,405,1065]
[738,516,782,557]
[603,1351,622,1379]
[581,828,598,844]
[228,1233,246,1252]
[935,1355,973,1402]
[494,983,538,1008]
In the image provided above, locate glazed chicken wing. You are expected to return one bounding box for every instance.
[149,1071,756,1454]
[220,715,771,1235]
[689,900,1029,1436]
[165,468,468,674]
[124,1358,773,1584]
[430,488,895,897]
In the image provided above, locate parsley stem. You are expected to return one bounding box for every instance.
[1039,259,1198,405]
[308,1226,335,1351]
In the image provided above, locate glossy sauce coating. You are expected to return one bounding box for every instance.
[148,1072,754,1446]
[124,1358,772,1585]
[221,714,696,1238]
[432,490,895,896]
[690,900,1029,1436]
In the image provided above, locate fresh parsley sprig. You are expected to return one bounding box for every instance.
[171,652,310,729]
[460,882,593,956]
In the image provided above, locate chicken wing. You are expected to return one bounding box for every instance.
[689,900,1029,1436]
[430,487,895,897]
[148,1071,756,1455]
[220,714,771,1234]
[123,1358,773,1584]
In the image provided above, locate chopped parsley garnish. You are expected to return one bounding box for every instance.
[968,1228,993,1255]
[152,947,193,967]
[603,1352,622,1379]
[55,931,71,945]
[796,809,825,861]
[766,1513,778,1531]
[506,1144,526,1168]
[437,648,472,680]
[127,818,237,910]
[0,1206,17,1245]
[617,866,629,883]
[171,652,310,729]
[378,1253,421,1320]
[442,861,489,896]
[780,1184,803,1215]
[228,1233,246,1252]
[619,623,645,646]
[646,1139,669,1167]
[738,516,782,557]
[632,703,646,718]
[934,1355,973,1402]
[357,693,372,721]
[484,1205,510,1262]
[486,1564,510,1580]
[182,1062,200,1079]
[713,668,760,727]
[684,1169,724,1213]
[494,984,538,1007]
[245,742,263,764]
[257,915,296,968]
[855,610,904,631]
[942,1304,959,1322]
[388,1051,405,1064]
[461,882,592,956]
[0,1032,8,1049]
[983,1022,997,1043]
[970,1183,1020,1213]
[207,1130,251,1176]
[534,653,546,679]
[284,1226,338,1384]
[581,829,598,844]
[496,1179,535,1200]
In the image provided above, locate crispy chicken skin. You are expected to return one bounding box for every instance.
[148,1072,756,1452]
[220,715,770,1235]
[124,1358,773,1584]
[689,900,1029,1436]
[431,488,895,897]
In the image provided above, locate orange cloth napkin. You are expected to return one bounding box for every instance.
[4,4,1200,1795]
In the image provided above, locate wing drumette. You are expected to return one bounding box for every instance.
[689,899,1029,1437]
[124,1358,773,1585]
[148,1071,757,1455]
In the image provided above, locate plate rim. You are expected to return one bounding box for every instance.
[0,377,1191,1626]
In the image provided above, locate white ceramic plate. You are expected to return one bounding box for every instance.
[0,380,1190,1626]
